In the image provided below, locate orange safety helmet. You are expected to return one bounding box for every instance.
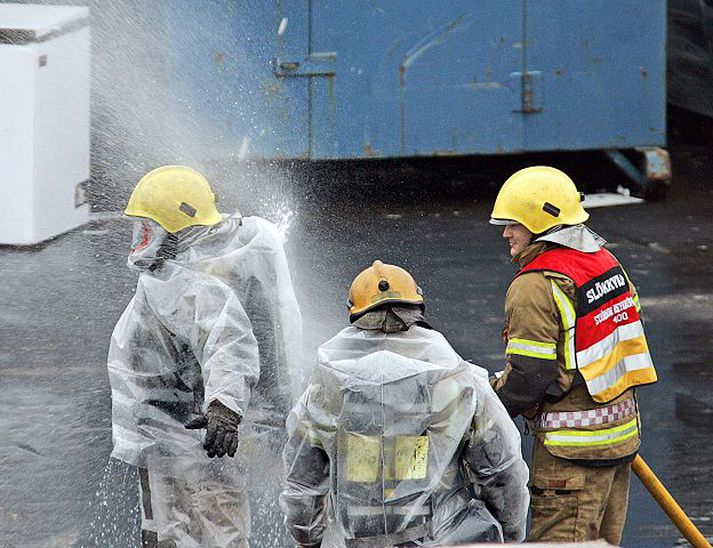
[347,260,424,321]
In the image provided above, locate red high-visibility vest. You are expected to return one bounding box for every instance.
[518,247,657,403]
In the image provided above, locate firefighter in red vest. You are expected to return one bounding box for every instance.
[489,166,658,544]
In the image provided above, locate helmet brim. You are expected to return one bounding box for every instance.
[489,218,519,226]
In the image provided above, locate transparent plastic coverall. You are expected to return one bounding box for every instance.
[280,315,529,547]
[108,214,302,547]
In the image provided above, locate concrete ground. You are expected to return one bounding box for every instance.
[1,123,712,546]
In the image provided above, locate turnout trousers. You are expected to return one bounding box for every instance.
[138,467,250,548]
[528,439,631,545]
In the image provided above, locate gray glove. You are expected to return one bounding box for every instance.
[185,400,242,458]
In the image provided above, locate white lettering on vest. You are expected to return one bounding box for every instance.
[586,273,627,305]
[594,296,635,326]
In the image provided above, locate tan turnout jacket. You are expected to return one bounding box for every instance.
[493,239,641,462]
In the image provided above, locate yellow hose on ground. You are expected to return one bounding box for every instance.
[632,454,712,548]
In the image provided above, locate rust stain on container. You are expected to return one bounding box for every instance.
[637,147,671,181]
[214,51,225,79]
[363,142,381,157]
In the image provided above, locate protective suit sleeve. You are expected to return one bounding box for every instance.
[144,270,260,415]
[465,373,529,542]
[495,272,561,417]
[280,386,331,547]
[252,218,304,397]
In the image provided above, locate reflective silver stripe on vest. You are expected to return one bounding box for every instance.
[576,321,645,368]
[584,352,654,397]
[537,398,636,430]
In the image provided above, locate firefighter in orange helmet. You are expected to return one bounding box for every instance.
[280,261,529,547]
[489,166,658,544]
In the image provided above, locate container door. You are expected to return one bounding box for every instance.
[272,1,336,158]
[161,0,311,159]
[304,1,525,159]
[523,0,667,151]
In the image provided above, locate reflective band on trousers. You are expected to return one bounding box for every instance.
[537,398,636,430]
[506,338,557,360]
[544,417,638,447]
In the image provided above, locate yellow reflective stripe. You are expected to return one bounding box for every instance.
[577,322,645,368]
[345,435,430,483]
[586,354,658,403]
[394,436,429,480]
[544,418,639,447]
[551,280,577,370]
[506,338,557,360]
[591,366,658,403]
[345,434,380,482]
[510,337,557,349]
[632,292,641,313]
[578,336,649,382]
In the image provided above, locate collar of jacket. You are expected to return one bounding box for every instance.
[513,241,549,268]
[352,305,427,333]
[535,224,606,252]
[170,213,244,257]
[514,225,606,267]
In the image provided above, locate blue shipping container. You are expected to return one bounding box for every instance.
[133,1,668,161]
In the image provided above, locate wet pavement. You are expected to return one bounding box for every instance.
[1,134,713,547]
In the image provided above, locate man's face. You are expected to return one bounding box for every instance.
[127,218,168,272]
[502,223,533,257]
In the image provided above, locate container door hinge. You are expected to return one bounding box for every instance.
[510,71,542,114]
[273,52,336,77]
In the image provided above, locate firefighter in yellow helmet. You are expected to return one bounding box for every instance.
[489,166,658,544]
[108,165,302,547]
[280,261,529,547]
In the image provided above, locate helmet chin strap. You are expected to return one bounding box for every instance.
[533,224,565,241]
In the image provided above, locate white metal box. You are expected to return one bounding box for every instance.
[0,4,90,245]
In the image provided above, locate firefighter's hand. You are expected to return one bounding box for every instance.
[489,369,505,388]
[185,400,242,458]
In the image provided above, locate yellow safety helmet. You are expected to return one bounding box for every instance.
[348,260,424,321]
[124,165,223,233]
[490,166,589,234]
